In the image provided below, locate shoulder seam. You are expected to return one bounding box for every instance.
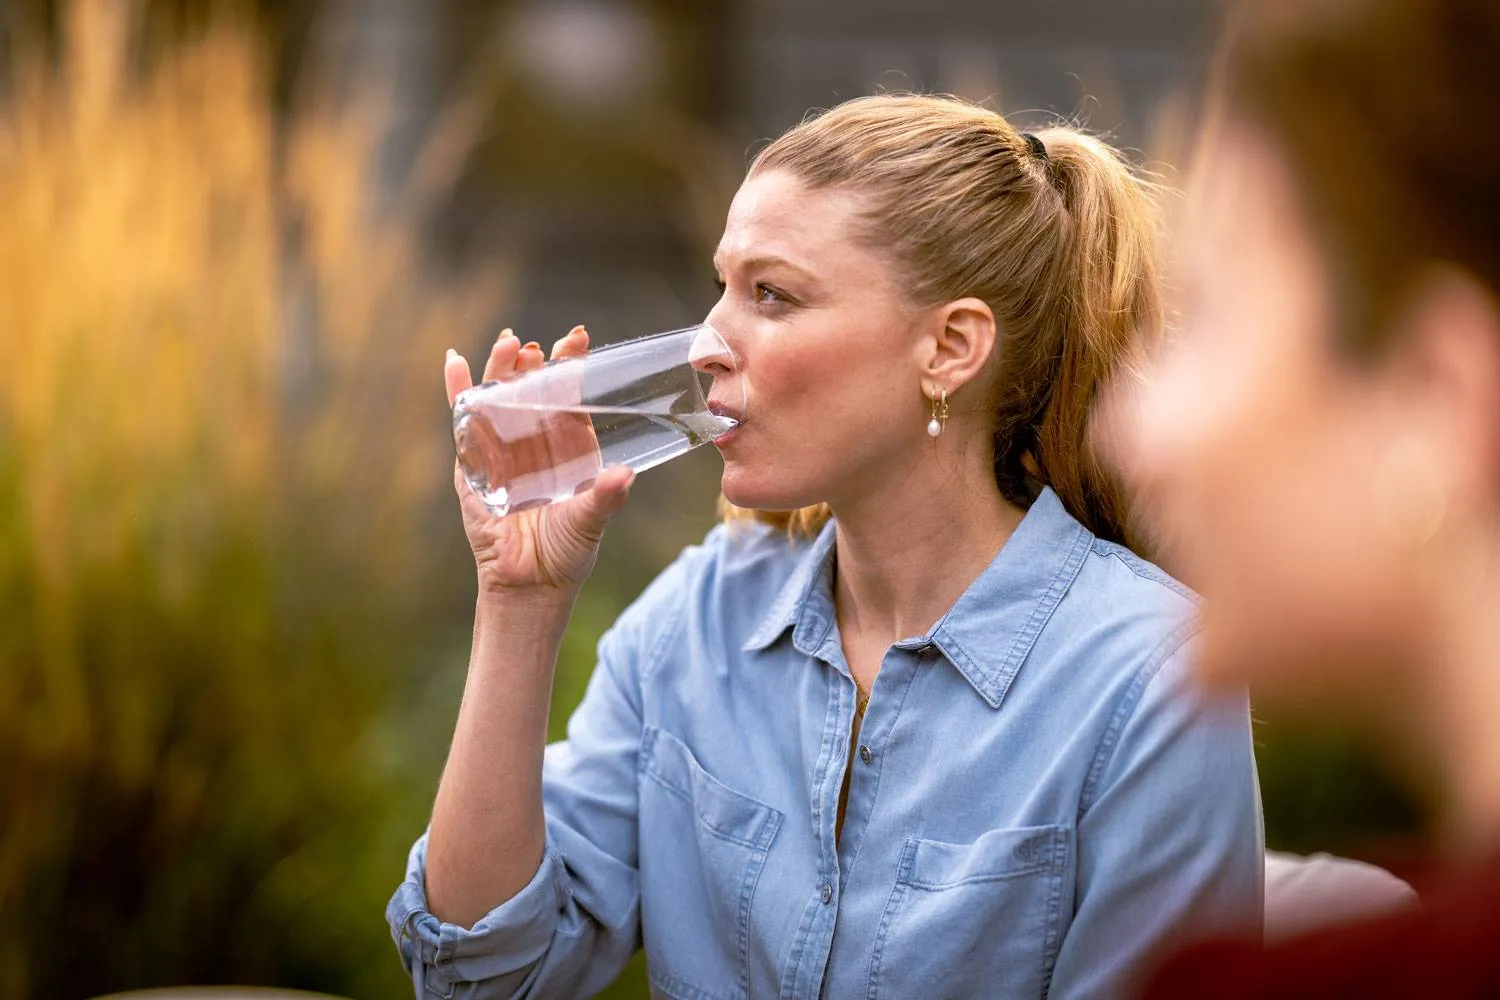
[1090,540,1200,606]
[1077,617,1202,818]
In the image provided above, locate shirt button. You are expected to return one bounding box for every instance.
[819,882,833,905]
[858,745,873,764]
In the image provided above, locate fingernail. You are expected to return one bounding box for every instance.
[445,348,458,362]
[523,341,541,352]
[498,327,515,341]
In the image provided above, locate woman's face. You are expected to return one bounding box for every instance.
[1105,123,1439,697]
[705,169,936,512]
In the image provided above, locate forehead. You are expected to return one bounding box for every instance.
[715,169,874,268]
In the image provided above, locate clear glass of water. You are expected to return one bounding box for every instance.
[451,324,743,516]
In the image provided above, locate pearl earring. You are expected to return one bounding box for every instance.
[927,388,949,438]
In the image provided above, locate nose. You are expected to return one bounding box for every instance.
[688,322,739,377]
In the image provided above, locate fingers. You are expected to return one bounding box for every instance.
[516,339,546,374]
[461,326,584,401]
[481,328,521,384]
[550,325,589,361]
[444,349,473,407]
[451,325,585,407]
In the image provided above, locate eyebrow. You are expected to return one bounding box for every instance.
[712,252,820,284]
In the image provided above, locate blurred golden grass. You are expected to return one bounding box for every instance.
[0,2,506,995]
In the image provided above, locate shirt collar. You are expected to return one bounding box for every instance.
[742,517,840,657]
[741,488,1094,709]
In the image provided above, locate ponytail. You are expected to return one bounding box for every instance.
[1026,127,1165,552]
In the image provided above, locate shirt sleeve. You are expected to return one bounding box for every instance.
[386,540,712,999]
[1047,631,1265,1000]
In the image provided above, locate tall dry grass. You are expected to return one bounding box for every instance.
[0,2,505,995]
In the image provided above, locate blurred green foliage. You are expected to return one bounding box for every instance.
[1255,711,1429,864]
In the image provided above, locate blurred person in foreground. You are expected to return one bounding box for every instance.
[1099,0,1500,995]
[387,94,1263,999]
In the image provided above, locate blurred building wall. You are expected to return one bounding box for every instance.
[448,0,1218,355]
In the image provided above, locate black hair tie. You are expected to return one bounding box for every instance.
[1020,132,1048,161]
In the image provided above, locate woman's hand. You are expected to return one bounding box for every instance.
[444,326,635,596]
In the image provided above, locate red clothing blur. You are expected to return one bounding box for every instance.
[1141,854,1500,999]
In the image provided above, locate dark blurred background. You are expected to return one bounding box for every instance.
[0,1,1426,997]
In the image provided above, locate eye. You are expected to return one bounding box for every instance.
[754,283,784,305]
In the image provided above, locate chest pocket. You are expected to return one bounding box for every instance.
[870,824,1074,1000]
[638,725,783,1000]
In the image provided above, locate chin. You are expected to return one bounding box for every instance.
[1197,598,1393,705]
[718,465,818,513]
[1189,617,1261,694]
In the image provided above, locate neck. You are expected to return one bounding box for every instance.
[828,436,1025,648]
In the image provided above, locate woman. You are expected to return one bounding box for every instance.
[388,94,1262,999]
[1096,0,1500,995]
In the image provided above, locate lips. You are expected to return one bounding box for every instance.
[707,399,744,426]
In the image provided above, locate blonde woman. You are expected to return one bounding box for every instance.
[389,95,1262,1000]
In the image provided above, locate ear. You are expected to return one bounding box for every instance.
[918,297,997,399]
[1395,269,1500,511]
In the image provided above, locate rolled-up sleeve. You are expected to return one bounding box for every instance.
[388,834,583,998]
[1049,631,1265,1000]
[387,541,709,999]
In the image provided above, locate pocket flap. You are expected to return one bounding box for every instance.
[904,824,1071,888]
[641,726,781,851]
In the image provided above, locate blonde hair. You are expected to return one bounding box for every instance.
[719,94,1164,551]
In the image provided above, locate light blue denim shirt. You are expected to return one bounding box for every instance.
[389,488,1263,999]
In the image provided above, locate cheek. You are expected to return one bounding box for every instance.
[1129,329,1396,681]
[722,314,915,507]
[752,344,827,406]
[748,318,906,423]
[1190,390,1419,693]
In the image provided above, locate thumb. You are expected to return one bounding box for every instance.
[559,465,636,540]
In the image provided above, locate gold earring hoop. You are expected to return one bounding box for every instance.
[926,388,949,438]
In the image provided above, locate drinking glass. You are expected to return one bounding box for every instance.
[452,324,742,516]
